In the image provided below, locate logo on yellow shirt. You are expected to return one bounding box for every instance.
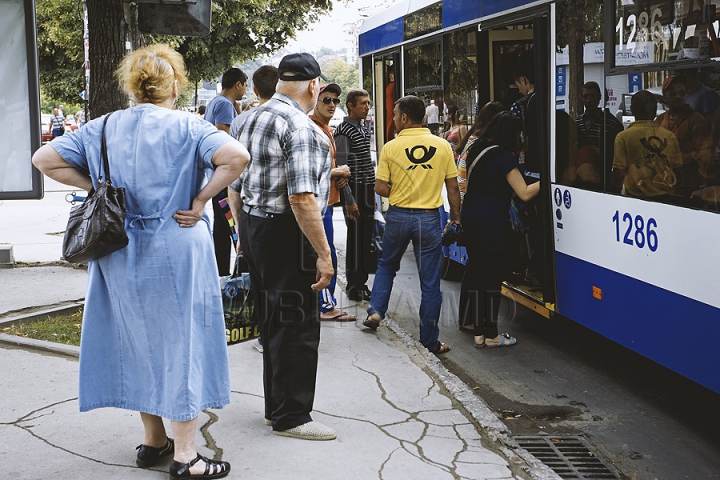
[405,145,436,170]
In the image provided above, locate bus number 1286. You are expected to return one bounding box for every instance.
[612,211,658,252]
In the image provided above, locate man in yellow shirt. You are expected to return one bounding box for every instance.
[364,95,461,355]
[610,90,684,199]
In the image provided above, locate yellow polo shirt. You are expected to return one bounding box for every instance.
[376,128,457,208]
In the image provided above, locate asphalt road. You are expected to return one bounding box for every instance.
[372,246,720,480]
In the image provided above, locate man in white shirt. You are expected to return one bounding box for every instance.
[424,99,440,136]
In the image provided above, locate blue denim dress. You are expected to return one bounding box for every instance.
[52,104,233,421]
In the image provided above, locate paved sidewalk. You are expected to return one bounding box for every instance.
[0,176,557,480]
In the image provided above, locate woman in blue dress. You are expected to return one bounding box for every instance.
[32,44,249,479]
[458,111,539,349]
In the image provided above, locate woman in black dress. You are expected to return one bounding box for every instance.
[458,111,540,348]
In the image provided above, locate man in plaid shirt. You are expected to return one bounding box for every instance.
[227,53,337,441]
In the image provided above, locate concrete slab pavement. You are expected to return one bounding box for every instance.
[0,174,559,480]
[1,318,528,480]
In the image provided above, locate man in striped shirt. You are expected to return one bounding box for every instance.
[50,108,65,138]
[335,89,376,302]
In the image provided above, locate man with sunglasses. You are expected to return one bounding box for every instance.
[309,83,356,322]
[335,89,376,302]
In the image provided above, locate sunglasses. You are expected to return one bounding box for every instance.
[321,97,341,105]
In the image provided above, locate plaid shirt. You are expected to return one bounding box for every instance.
[231,92,331,214]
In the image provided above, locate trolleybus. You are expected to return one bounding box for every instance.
[359,0,720,394]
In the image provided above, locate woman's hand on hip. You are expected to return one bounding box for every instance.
[173,197,206,227]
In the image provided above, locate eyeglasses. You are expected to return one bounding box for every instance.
[321,97,341,105]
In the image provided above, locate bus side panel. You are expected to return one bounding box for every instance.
[358,18,404,56]
[556,251,720,394]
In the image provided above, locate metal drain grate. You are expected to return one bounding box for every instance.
[514,436,617,479]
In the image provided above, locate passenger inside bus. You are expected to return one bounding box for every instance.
[655,75,713,200]
[574,82,624,191]
[610,90,684,199]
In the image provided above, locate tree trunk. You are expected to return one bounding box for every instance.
[87,0,127,119]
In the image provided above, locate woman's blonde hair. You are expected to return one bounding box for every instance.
[115,44,188,104]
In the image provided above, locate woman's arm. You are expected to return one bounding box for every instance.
[173,141,250,227]
[32,144,93,192]
[506,167,540,202]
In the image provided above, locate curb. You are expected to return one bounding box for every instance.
[383,316,562,480]
[0,302,84,325]
[0,302,83,358]
[0,333,79,358]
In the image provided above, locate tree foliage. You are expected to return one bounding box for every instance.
[36,0,84,109]
[319,58,359,107]
[36,0,332,118]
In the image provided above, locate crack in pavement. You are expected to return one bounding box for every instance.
[347,344,475,479]
[200,409,223,461]
[7,397,159,472]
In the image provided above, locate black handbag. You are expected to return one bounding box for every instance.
[62,113,129,263]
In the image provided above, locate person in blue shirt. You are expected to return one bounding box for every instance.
[204,68,248,276]
[32,44,249,479]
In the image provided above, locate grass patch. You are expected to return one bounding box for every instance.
[2,310,82,346]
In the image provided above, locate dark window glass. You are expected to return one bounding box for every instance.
[362,56,373,93]
[443,29,477,122]
[404,2,442,41]
[555,0,720,211]
[612,0,720,69]
[404,40,442,91]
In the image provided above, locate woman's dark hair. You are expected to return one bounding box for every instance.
[473,111,522,152]
[456,101,504,154]
[447,105,459,123]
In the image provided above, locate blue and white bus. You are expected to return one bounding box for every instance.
[359,0,720,394]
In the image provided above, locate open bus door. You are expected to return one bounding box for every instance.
[480,14,556,318]
[372,52,401,155]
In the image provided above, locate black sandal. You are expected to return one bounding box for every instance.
[430,342,451,355]
[136,437,174,468]
[362,315,380,331]
[169,453,231,479]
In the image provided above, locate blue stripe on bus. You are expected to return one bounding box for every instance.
[443,0,483,28]
[359,18,404,55]
[556,251,720,394]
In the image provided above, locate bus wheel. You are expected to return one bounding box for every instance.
[441,255,464,281]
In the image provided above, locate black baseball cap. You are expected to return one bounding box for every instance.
[278,53,327,81]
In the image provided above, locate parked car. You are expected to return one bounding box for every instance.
[41,114,52,143]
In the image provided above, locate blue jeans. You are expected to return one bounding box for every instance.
[368,206,443,350]
[319,207,337,313]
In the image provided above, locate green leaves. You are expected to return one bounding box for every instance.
[36,0,334,110]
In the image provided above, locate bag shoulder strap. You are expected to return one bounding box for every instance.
[99,112,114,183]
[466,145,499,191]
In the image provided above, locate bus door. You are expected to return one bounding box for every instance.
[482,15,556,317]
[372,52,401,154]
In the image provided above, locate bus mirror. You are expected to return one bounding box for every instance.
[138,0,211,37]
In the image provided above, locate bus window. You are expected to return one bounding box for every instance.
[404,40,442,92]
[554,0,608,192]
[443,28,477,130]
[605,66,720,212]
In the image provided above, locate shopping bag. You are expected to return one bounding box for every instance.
[221,257,257,345]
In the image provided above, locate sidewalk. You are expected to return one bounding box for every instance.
[0,178,556,480]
